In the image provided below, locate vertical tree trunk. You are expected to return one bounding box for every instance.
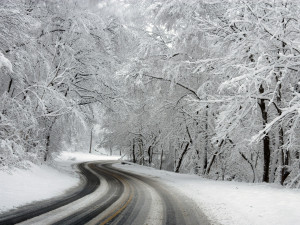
[89,129,93,154]
[44,134,51,162]
[174,143,178,171]
[279,127,285,185]
[258,85,271,183]
[276,34,290,184]
[44,118,57,161]
[203,105,209,174]
[275,75,290,185]
[160,148,164,170]
[269,130,279,183]
[262,133,271,183]
[148,145,152,165]
[132,139,136,163]
[139,139,144,165]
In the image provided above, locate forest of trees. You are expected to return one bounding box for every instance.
[1,0,300,188]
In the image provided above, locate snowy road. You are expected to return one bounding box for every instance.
[0,161,209,225]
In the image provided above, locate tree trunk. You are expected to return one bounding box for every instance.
[205,151,218,175]
[44,118,57,162]
[7,78,13,93]
[203,105,209,174]
[206,139,225,175]
[148,145,152,165]
[139,139,144,165]
[132,139,136,163]
[239,152,256,183]
[175,142,189,173]
[262,134,271,183]
[258,85,271,183]
[160,148,164,170]
[44,134,51,162]
[276,37,290,184]
[89,129,93,154]
[269,129,280,183]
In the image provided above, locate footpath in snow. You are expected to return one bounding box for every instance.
[0,151,119,213]
[114,162,300,225]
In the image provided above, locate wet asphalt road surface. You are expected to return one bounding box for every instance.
[0,161,210,225]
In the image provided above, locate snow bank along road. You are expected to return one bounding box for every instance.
[0,161,209,225]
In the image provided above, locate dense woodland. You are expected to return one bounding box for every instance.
[1,0,300,188]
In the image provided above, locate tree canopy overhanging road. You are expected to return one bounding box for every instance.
[2,0,300,191]
[0,161,210,225]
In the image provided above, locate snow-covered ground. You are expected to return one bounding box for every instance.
[0,162,78,213]
[56,151,120,163]
[0,151,119,213]
[114,162,300,225]
[1,151,299,225]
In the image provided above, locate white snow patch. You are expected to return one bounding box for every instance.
[0,163,78,213]
[114,162,300,225]
[0,151,120,213]
[56,151,121,163]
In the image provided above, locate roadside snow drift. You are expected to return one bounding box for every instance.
[0,163,78,213]
[0,151,120,213]
[114,162,300,225]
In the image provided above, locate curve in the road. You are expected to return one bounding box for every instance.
[51,164,128,225]
[0,163,100,225]
[99,163,204,225]
[0,161,210,225]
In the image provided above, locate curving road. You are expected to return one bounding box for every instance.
[0,161,210,225]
